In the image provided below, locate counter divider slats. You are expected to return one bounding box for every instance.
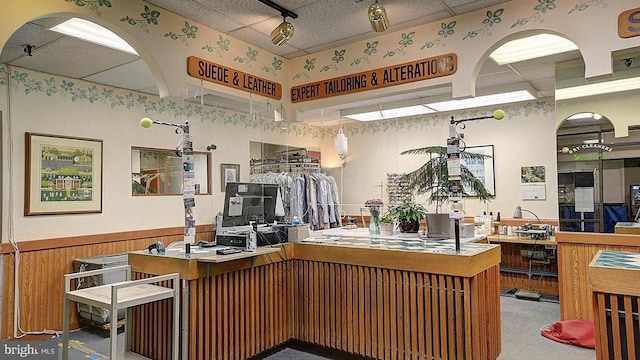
[128,240,500,359]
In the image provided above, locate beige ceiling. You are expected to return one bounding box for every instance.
[0,0,584,126]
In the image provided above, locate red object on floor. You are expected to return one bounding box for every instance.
[540,320,595,349]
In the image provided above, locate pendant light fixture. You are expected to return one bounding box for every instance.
[258,0,298,46]
[368,0,389,32]
[271,16,294,46]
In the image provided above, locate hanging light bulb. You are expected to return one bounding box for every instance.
[335,115,348,159]
[368,0,389,32]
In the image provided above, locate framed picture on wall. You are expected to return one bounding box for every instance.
[462,145,495,196]
[24,133,103,215]
[221,163,240,191]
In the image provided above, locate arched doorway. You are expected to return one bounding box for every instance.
[557,112,640,232]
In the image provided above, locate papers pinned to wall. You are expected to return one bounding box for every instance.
[521,166,546,200]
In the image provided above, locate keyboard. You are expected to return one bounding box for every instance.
[216,248,242,255]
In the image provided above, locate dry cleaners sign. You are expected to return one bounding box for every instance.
[290,53,457,103]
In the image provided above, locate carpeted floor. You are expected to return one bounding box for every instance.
[31,295,596,359]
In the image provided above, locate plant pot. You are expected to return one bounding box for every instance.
[399,219,420,233]
[425,213,451,238]
[380,223,394,236]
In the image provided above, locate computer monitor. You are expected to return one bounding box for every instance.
[221,182,280,228]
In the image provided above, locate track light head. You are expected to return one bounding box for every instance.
[271,17,294,46]
[368,1,389,32]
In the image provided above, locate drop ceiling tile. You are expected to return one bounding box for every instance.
[0,21,64,63]
[84,59,156,92]
[10,37,138,79]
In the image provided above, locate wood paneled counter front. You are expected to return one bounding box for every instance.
[128,233,502,360]
[556,231,640,322]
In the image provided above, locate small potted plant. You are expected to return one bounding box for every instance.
[379,212,395,236]
[388,199,427,233]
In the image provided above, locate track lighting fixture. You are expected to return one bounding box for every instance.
[258,0,298,46]
[271,16,294,46]
[368,0,389,32]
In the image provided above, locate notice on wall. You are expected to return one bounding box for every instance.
[520,166,546,200]
[575,187,595,212]
[521,183,546,200]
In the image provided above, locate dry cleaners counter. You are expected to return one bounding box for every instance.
[128,229,501,360]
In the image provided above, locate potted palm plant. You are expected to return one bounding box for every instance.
[400,145,495,236]
[388,199,428,233]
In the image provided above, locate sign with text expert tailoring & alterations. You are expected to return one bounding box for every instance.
[290,53,457,103]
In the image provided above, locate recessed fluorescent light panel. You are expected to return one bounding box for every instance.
[50,18,138,55]
[425,90,535,112]
[345,105,435,121]
[490,34,578,65]
[555,77,640,100]
[567,112,603,120]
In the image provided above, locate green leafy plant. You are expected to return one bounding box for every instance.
[388,199,428,233]
[379,212,395,224]
[400,146,495,211]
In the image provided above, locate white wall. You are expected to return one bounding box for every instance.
[320,100,559,220]
[0,66,320,242]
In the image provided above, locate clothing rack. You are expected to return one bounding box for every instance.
[249,171,341,231]
[250,150,321,175]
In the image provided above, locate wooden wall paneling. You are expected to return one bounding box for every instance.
[363,266,372,358]
[315,262,322,346]
[395,271,403,359]
[416,272,425,359]
[376,267,384,359]
[344,265,357,353]
[623,296,636,360]
[327,261,334,349]
[1,226,213,341]
[382,269,390,359]
[558,242,640,322]
[594,292,608,360]
[454,277,463,359]
[438,275,447,360]
[362,267,369,356]
[610,294,622,359]
[317,262,325,347]
[424,273,434,359]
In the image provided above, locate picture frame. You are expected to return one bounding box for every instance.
[25,133,103,215]
[221,163,240,191]
[462,145,495,196]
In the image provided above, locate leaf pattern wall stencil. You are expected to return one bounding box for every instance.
[121,5,160,32]
[384,32,415,58]
[202,35,230,56]
[65,0,112,15]
[350,42,378,66]
[165,21,198,45]
[421,21,456,50]
[463,9,504,40]
[512,0,556,28]
[568,0,608,14]
[321,49,346,72]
